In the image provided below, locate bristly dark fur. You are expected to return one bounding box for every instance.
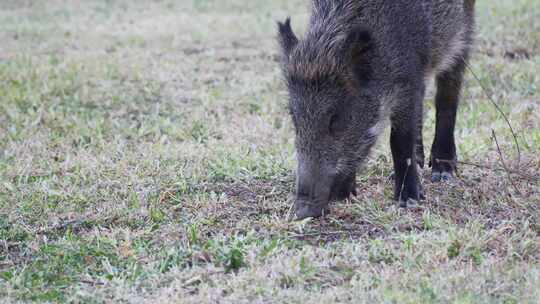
[278,0,475,219]
[281,1,368,82]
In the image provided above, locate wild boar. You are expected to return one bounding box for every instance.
[278,0,475,219]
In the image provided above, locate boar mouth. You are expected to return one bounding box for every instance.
[294,198,331,220]
[329,173,358,201]
[294,173,357,220]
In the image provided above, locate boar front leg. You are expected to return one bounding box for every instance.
[390,83,425,207]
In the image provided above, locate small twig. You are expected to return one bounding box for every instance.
[0,261,17,270]
[465,61,522,169]
[287,230,354,238]
[35,214,123,235]
[287,224,379,239]
[398,158,413,203]
[79,279,106,286]
[492,130,523,195]
[182,271,224,289]
[286,198,296,221]
[36,219,88,234]
[435,159,539,181]
[182,275,202,288]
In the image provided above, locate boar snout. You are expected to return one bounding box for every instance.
[294,160,358,220]
[294,159,333,219]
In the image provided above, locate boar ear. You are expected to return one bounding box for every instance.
[277,18,298,57]
[344,26,372,61]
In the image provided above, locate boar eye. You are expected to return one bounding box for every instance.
[329,113,343,136]
[330,111,353,136]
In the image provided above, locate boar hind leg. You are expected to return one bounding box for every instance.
[430,58,466,182]
[391,84,425,207]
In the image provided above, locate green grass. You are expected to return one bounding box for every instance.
[1,0,539,302]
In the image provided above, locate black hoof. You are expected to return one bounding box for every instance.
[393,169,423,206]
[394,184,423,206]
[441,172,452,181]
[398,198,420,208]
[399,199,408,208]
[431,171,453,182]
[430,156,456,183]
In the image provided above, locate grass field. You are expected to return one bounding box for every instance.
[0,0,539,303]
